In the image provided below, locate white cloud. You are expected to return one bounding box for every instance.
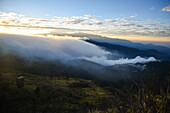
[131,19,141,22]
[130,13,138,18]
[146,18,162,22]
[145,23,156,27]
[150,7,154,10]
[0,34,159,67]
[105,19,116,23]
[121,18,130,21]
[0,11,103,30]
[95,21,103,25]
[0,34,110,61]
[134,25,143,28]
[80,56,157,66]
[45,14,49,16]
[121,18,140,22]
[0,11,169,38]
[125,22,135,26]
[162,5,170,12]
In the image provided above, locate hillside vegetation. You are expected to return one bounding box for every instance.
[0,54,169,113]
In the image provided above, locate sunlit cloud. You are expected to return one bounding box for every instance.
[105,19,116,23]
[130,13,138,18]
[0,11,169,41]
[162,5,170,12]
[0,11,102,30]
[0,26,53,35]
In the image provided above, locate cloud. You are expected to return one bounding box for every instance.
[0,11,106,30]
[0,11,24,18]
[146,18,162,22]
[121,18,140,22]
[0,33,159,67]
[105,19,116,23]
[130,14,138,18]
[80,56,157,66]
[0,34,158,66]
[162,5,170,12]
[146,23,156,27]
[95,21,103,25]
[150,7,154,10]
[0,34,110,61]
[83,16,96,20]
[131,19,141,22]
[121,18,130,21]
[109,23,117,28]
[0,11,170,38]
[134,24,143,28]
[125,22,135,26]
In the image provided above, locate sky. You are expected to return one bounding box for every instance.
[0,0,170,43]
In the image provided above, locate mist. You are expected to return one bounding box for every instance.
[80,56,157,66]
[0,34,109,61]
[0,34,158,66]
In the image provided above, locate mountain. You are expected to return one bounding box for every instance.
[58,33,170,55]
[85,39,170,61]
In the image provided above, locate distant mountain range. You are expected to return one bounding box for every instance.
[85,39,170,61]
[48,32,170,56]
[65,33,170,55]
[57,32,170,61]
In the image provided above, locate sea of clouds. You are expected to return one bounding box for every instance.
[80,56,157,66]
[0,34,157,66]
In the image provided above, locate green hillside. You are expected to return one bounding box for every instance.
[0,54,169,113]
[0,72,115,113]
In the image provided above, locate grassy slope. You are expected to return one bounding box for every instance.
[0,71,115,113]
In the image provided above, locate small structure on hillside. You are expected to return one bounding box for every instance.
[16,76,24,88]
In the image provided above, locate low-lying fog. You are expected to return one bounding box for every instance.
[0,34,157,66]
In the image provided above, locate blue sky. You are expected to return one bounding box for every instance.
[0,0,169,20]
[0,0,170,42]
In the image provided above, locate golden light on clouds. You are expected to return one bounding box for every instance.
[0,11,170,43]
[0,26,86,40]
[0,26,53,36]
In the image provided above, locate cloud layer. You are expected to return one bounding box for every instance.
[0,11,170,38]
[0,34,109,61]
[0,34,158,66]
[162,5,170,12]
[80,56,157,66]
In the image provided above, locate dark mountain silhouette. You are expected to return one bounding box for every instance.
[51,33,170,55]
[85,39,170,61]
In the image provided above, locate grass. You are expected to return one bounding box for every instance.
[0,71,115,113]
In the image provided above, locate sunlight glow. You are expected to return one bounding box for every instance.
[0,26,53,36]
[108,36,170,42]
